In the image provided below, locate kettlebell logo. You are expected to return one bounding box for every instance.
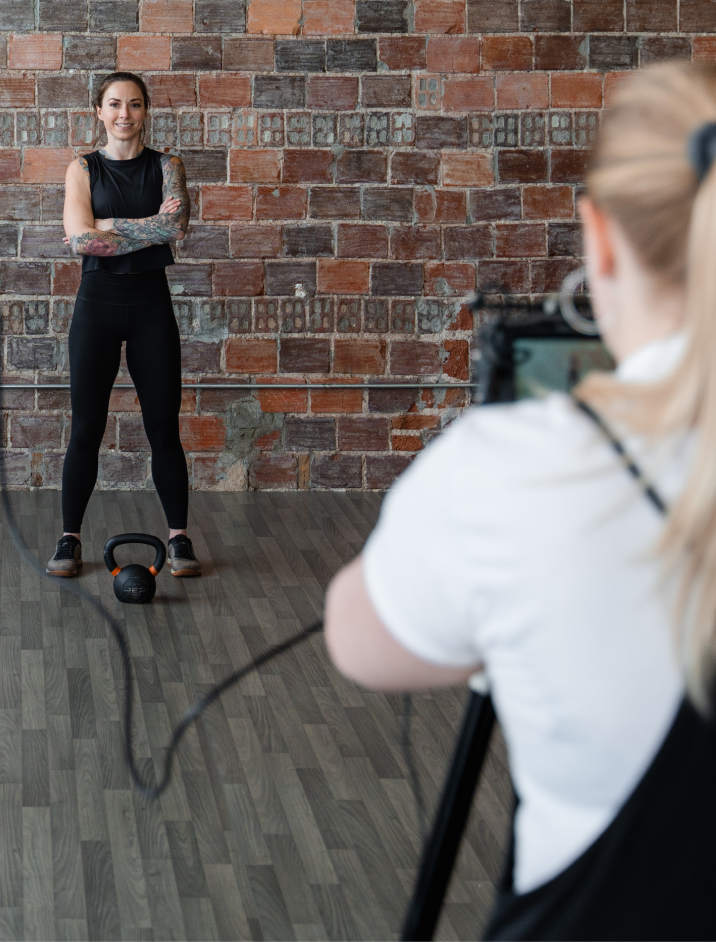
[103,533,167,605]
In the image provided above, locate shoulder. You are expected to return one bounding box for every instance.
[66,153,95,183]
[158,152,185,172]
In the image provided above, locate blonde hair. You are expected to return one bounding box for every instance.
[578,61,716,709]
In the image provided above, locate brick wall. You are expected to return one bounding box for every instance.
[0,0,708,490]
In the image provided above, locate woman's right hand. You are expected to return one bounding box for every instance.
[158,196,182,215]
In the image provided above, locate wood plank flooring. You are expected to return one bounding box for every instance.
[0,490,511,941]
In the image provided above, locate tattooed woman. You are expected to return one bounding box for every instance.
[47,71,201,577]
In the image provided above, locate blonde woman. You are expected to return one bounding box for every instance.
[325,62,716,938]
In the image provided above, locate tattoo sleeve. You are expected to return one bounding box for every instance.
[69,231,155,257]
[110,155,190,245]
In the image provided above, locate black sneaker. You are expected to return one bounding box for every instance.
[46,535,82,577]
[168,535,201,577]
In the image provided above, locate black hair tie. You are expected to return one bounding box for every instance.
[688,122,716,182]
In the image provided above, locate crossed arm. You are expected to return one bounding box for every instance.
[63,153,190,257]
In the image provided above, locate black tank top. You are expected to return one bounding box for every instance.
[82,147,174,275]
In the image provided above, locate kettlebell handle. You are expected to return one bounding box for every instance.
[103,533,166,577]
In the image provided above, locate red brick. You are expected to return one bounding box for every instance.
[22,149,74,185]
[414,0,466,33]
[366,454,412,488]
[523,185,573,220]
[550,150,589,184]
[213,260,264,296]
[141,0,193,30]
[498,149,548,183]
[310,379,363,413]
[145,74,196,108]
[179,416,225,452]
[442,76,494,112]
[415,188,466,223]
[8,34,62,70]
[392,434,423,452]
[224,38,275,71]
[256,378,308,413]
[443,340,470,380]
[603,71,631,106]
[250,455,298,489]
[256,186,306,220]
[496,73,549,109]
[306,76,359,110]
[424,261,475,295]
[10,415,61,449]
[230,225,282,257]
[495,223,546,258]
[334,340,386,375]
[391,227,441,260]
[392,414,440,430]
[0,77,35,107]
[283,150,333,184]
[199,74,252,108]
[117,36,171,71]
[391,152,440,186]
[0,151,22,184]
[337,416,389,452]
[226,339,277,374]
[248,0,302,34]
[317,260,369,294]
[551,73,603,108]
[379,37,427,71]
[52,261,81,295]
[481,36,533,71]
[202,186,252,221]
[531,257,578,294]
[303,0,355,34]
[693,37,716,64]
[230,150,281,183]
[337,224,389,258]
[535,35,588,71]
[478,259,529,293]
[426,37,481,73]
[573,0,624,30]
[391,341,441,375]
[443,153,493,187]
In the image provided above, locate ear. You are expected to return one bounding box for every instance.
[578,196,616,279]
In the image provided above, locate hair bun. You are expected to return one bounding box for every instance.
[688,122,716,182]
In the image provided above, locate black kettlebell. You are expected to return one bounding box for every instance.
[103,533,166,604]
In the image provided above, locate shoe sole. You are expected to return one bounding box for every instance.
[171,568,201,577]
[45,561,82,577]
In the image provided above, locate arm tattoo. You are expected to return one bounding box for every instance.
[79,156,90,178]
[110,155,190,245]
[69,230,155,257]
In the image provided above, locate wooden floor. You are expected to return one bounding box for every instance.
[0,490,511,942]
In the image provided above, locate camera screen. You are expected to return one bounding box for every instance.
[513,338,615,400]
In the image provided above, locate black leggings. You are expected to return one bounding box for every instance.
[62,268,188,532]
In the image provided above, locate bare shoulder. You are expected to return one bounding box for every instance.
[65,155,92,190]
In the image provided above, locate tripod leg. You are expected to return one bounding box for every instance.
[401,691,496,942]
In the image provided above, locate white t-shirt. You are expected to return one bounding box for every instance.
[363,334,690,894]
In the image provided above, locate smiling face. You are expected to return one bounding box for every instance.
[96,81,147,144]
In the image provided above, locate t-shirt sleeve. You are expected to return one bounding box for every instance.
[362,418,485,668]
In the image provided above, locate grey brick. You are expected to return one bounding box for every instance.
[16,113,40,146]
[469,188,521,222]
[280,298,307,331]
[165,263,213,297]
[356,0,408,32]
[42,188,66,221]
[177,226,229,259]
[308,297,334,332]
[371,262,422,296]
[63,36,116,70]
[40,0,87,28]
[280,338,330,372]
[0,224,18,257]
[253,76,306,109]
[257,113,284,146]
[195,299,227,335]
[70,112,95,146]
[548,222,582,257]
[285,113,310,146]
[309,187,361,220]
[0,37,5,70]
[20,226,70,259]
[336,150,386,183]
[171,36,222,70]
[227,298,252,333]
[520,0,571,30]
[0,113,12,147]
[195,0,246,32]
[52,299,74,333]
[362,188,413,222]
[7,338,57,371]
[467,0,518,31]
[206,112,232,146]
[89,0,138,30]
[24,301,50,335]
[312,114,337,147]
[311,454,362,488]
[42,112,69,147]
[417,116,468,149]
[338,113,364,146]
[275,40,326,73]
[181,150,227,183]
[150,112,177,148]
[285,417,335,451]
[223,37,273,71]
[282,226,333,258]
[179,112,203,147]
[0,0,35,29]
[589,35,638,70]
[327,39,377,72]
[366,113,390,146]
[0,262,50,295]
[0,189,41,222]
[265,261,317,296]
[639,36,691,65]
[390,300,416,334]
[361,75,411,108]
[364,298,388,332]
[337,298,361,332]
[38,75,89,109]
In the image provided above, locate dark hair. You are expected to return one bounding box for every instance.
[91,71,151,146]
